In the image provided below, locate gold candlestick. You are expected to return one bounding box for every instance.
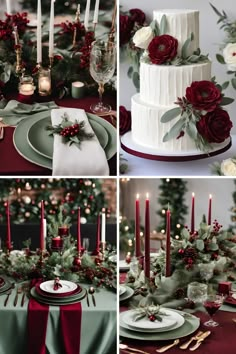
[108,0,117,46]
[73,4,81,48]
[13,26,23,75]
[100,241,106,261]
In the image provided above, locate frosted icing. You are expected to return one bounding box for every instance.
[140,61,212,106]
[153,9,199,56]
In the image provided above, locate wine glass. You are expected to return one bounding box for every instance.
[82,237,90,252]
[187,282,208,303]
[89,40,116,114]
[203,293,225,327]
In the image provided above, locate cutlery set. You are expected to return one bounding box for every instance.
[120,330,211,353]
[3,285,28,307]
[86,288,96,307]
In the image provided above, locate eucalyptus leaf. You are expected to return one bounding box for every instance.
[216,54,225,64]
[160,107,181,123]
[163,117,186,142]
[150,20,160,36]
[186,121,198,140]
[160,15,167,35]
[187,55,200,63]
[208,242,219,251]
[210,3,223,17]
[231,78,236,90]
[127,66,133,78]
[221,96,234,105]
[221,81,229,90]
[196,239,205,251]
[181,32,194,59]
[181,227,190,240]
[132,72,140,90]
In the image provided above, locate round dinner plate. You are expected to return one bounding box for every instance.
[121,308,184,333]
[119,285,126,296]
[40,280,77,294]
[13,111,116,169]
[0,278,12,294]
[119,260,130,271]
[119,286,134,302]
[120,310,200,341]
[27,116,109,159]
[36,283,82,298]
[31,286,87,305]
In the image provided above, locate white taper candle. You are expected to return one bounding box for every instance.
[84,0,91,30]
[49,0,55,57]
[37,0,42,63]
[101,211,106,243]
[93,0,100,24]
[6,0,11,14]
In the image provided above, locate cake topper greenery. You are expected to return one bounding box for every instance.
[120,10,209,90]
[160,78,234,151]
[210,3,236,90]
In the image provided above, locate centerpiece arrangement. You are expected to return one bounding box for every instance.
[0,202,116,291]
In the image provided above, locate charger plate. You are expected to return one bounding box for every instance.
[13,112,116,169]
[0,278,12,294]
[119,286,134,302]
[120,309,184,333]
[31,286,86,305]
[120,310,200,341]
[27,116,109,159]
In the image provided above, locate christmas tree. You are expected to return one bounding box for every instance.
[0,179,110,224]
[157,178,188,238]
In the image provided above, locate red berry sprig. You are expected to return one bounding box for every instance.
[60,124,80,137]
[149,314,156,322]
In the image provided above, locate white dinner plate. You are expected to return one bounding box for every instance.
[121,308,184,332]
[40,280,77,294]
[119,286,134,302]
[119,260,131,271]
[119,285,126,296]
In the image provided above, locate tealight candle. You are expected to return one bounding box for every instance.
[51,236,63,249]
[18,75,35,96]
[71,81,85,99]
[38,68,51,96]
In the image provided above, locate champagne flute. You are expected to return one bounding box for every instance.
[203,293,224,327]
[89,40,116,114]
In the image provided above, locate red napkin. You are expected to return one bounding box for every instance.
[27,280,49,354]
[225,296,236,305]
[60,302,82,354]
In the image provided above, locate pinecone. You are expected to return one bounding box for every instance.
[184,247,198,261]
[174,288,185,299]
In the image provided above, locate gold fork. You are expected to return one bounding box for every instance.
[179,331,204,349]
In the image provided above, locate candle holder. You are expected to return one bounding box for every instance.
[38,67,51,96]
[51,236,64,253]
[107,0,116,49]
[72,4,80,48]
[18,75,35,95]
[73,253,82,267]
[58,225,70,237]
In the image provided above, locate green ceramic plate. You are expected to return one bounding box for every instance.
[27,116,109,160]
[13,111,116,169]
[30,286,87,305]
[120,310,200,341]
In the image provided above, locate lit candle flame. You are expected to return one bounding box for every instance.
[146,193,149,199]
[192,192,195,197]
[209,194,212,199]
[136,193,139,199]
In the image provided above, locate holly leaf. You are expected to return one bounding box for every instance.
[216,54,225,64]
[221,97,234,105]
[161,107,181,123]
[160,15,167,35]
[196,239,205,251]
[163,117,186,142]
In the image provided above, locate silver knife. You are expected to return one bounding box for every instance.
[189,331,211,351]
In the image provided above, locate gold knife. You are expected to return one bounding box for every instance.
[189,331,211,351]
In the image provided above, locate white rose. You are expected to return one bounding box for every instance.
[221,158,236,176]
[223,43,236,71]
[133,26,154,49]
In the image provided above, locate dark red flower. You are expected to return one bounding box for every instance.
[148,35,178,64]
[197,108,232,143]
[120,15,134,46]
[129,9,145,25]
[120,106,131,135]
[186,81,222,112]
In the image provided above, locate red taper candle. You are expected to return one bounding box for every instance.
[96,213,101,251]
[191,192,195,233]
[135,194,141,257]
[208,194,212,226]
[40,200,44,250]
[144,193,150,279]
[77,207,81,252]
[165,207,171,277]
[6,201,11,250]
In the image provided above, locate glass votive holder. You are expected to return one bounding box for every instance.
[187,282,208,303]
[38,68,51,96]
[58,225,69,237]
[51,236,64,252]
[18,75,35,95]
[71,81,85,99]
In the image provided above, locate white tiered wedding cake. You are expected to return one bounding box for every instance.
[121,9,233,161]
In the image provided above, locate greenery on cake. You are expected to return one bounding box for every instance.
[210,3,236,90]
[160,78,234,152]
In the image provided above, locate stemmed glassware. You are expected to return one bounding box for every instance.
[203,293,225,327]
[89,40,116,114]
[82,237,90,253]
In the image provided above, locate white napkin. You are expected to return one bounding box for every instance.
[51,108,109,176]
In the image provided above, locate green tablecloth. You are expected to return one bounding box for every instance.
[0,283,116,354]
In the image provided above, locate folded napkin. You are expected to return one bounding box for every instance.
[51,108,109,176]
[0,100,57,126]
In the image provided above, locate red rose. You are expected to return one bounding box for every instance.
[197,108,232,143]
[186,81,222,112]
[120,106,131,135]
[129,9,146,25]
[148,35,178,64]
[120,15,134,46]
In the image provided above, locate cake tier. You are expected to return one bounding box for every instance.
[131,94,230,153]
[140,61,211,106]
[153,9,199,57]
